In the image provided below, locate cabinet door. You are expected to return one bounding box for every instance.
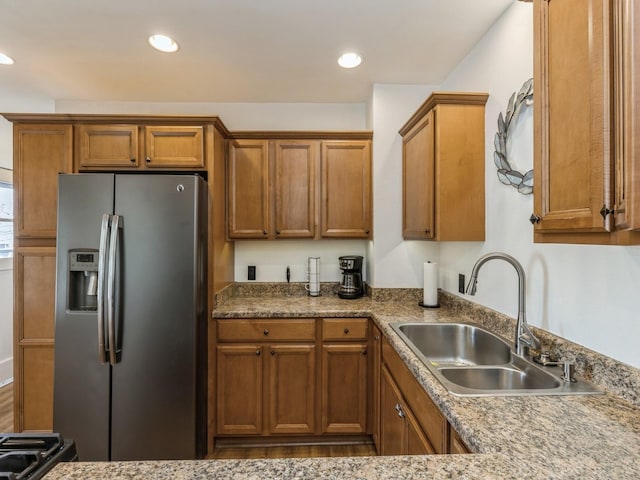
[216,345,263,435]
[320,141,372,238]
[614,0,640,231]
[379,365,405,455]
[144,126,204,169]
[533,0,613,234]
[321,344,368,434]
[227,140,270,238]
[273,140,317,238]
[449,427,471,454]
[76,125,139,169]
[267,344,316,434]
[371,324,382,451]
[14,124,73,238]
[403,111,435,240]
[14,247,57,432]
[406,406,435,455]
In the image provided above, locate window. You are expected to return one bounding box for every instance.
[0,168,13,260]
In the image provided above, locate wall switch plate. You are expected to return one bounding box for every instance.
[248,265,256,281]
[458,274,465,294]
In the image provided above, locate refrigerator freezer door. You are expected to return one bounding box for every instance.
[110,175,206,460]
[54,173,115,461]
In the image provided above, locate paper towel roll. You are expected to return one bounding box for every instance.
[423,261,439,307]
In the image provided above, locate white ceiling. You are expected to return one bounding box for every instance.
[0,0,514,104]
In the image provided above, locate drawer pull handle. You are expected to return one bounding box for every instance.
[344,328,350,334]
[263,329,269,336]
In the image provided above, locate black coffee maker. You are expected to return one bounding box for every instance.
[337,255,364,299]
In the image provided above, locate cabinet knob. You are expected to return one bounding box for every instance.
[263,230,268,235]
[362,349,367,356]
[130,158,136,163]
[145,156,151,163]
[271,350,276,356]
[256,349,261,356]
[275,230,281,235]
[600,205,614,219]
[365,230,370,234]
[425,229,430,234]
[344,328,350,334]
[394,403,404,418]
[374,335,380,341]
[263,329,269,336]
[529,214,541,224]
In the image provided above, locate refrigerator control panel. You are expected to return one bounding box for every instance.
[69,250,98,272]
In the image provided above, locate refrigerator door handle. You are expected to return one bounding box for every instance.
[97,213,111,364]
[107,214,121,366]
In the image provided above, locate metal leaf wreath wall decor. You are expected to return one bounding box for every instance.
[494,78,534,194]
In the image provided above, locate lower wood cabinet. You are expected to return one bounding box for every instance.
[216,344,316,435]
[214,317,469,456]
[380,365,434,455]
[215,317,370,441]
[215,319,317,436]
[380,336,449,454]
[14,247,57,432]
[320,318,369,434]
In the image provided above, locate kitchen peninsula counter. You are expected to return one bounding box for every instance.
[47,291,640,479]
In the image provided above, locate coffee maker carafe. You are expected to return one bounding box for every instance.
[337,255,364,299]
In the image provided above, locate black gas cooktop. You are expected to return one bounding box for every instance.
[0,433,77,480]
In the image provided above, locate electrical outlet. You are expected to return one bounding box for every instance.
[248,265,256,281]
[458,273,465,294]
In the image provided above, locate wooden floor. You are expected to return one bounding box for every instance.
[210,443,377,459]
[0,382,13,433]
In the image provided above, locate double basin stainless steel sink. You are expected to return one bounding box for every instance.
[391,322,602,397]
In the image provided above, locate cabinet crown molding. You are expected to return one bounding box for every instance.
[1,113,231,136]
[399,92,489,136]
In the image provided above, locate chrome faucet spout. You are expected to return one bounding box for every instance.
[466,252,540,356]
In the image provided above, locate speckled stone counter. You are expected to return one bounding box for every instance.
[46,289,640,479]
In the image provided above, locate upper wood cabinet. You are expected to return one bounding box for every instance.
[227,139,317,239]
[532,0,640,244]
[13,124,73,239]
[227,139,270,238]
[227,133,372,240]
[399,92,488,241]
[321,141,372,239]
[274,140,317,238]
[76,124,204,170]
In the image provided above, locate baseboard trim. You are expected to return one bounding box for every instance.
[0,357,13,387]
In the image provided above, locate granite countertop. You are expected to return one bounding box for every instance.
[47,292,640,479]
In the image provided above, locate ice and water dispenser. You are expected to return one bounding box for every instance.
[67,249,99,311]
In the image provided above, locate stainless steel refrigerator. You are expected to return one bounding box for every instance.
[53,173,207,461]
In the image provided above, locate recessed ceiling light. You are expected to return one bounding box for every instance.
[338,52,362,69]
[0,53,15,65]
[148,34,179,53]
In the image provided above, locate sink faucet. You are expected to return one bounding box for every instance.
[466,252,541,356]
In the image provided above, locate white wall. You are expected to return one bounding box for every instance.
[0,86,54,385]
[55,100,366,131]
[434,2,640,368]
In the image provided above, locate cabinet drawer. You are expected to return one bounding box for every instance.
[217,319,316,342]
[322,318,368,341]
